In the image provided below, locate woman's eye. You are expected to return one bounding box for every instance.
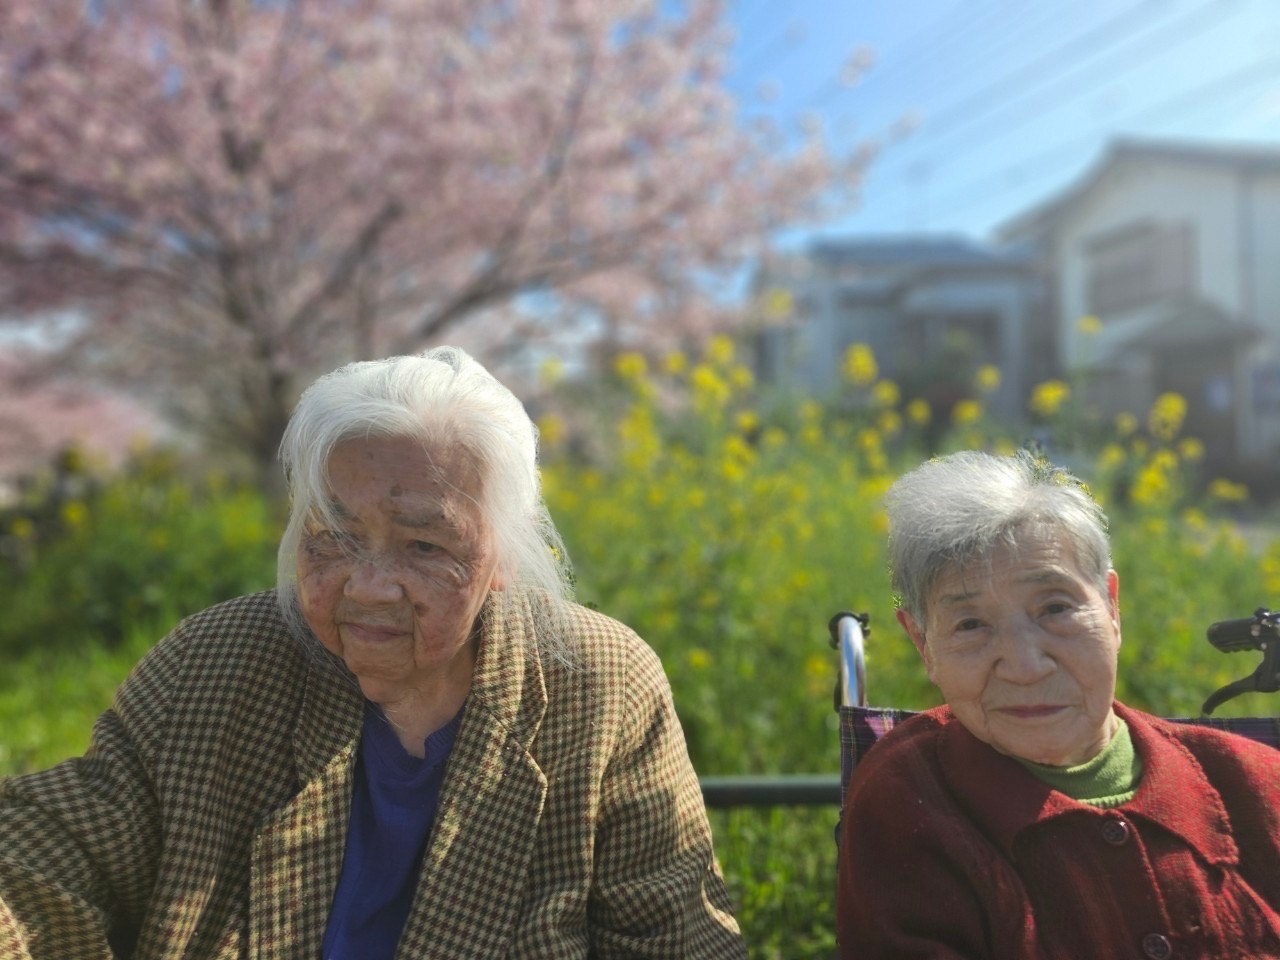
[410,540,439,555]
[956,618,983,632]
[1043,601,1070,616]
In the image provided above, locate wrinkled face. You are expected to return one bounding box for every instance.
[898,526,1122,767]
[296,436,500,706]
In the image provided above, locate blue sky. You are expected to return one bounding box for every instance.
[722,0,1280,242]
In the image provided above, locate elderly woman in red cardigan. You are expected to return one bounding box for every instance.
[837,450,1280,960]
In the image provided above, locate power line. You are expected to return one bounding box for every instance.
[868,0,1245,176]
[907,0,1168,141]
[879,55,1280,232]
[798,0,1025,110]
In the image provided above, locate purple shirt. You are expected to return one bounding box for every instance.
[322,701,464,960]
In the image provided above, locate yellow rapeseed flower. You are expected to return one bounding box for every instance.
[10,517,35,540]
[537,414,565,448]
[1029,380,1070,418]
[691,364,731,413]
[1077,314,1103,335]
[539,356,565,386]
[1177,438,1205,461]
[1098,443,1126,470]
[804,651,829,696]
[1131,461,1172,507]
[877,409,902,437]
[614,351,647,382]
[60,501,88,530]
[723,434,755,463]
[951,399,982,426]
[760,286,794,322]
[736,410,760,434]
[730,364,754,390]
[1208,478,1249,502]
[841,343,878,387]
[975,365,1001,393]
[1181,507,1207,531]
[706,334,735,368]
[1148,392,1187,442]
[906,398,931,426]
[872,379,900,408]
[1262,550,1280,596]
[663,350,688,376]
[1114,412,1138,437]
[687,648,712,670]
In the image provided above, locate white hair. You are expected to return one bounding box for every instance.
[885,450,1112,622]
[276,346,574,660]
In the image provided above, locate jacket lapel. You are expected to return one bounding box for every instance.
[396,590,550,958]
[247,649,364,959]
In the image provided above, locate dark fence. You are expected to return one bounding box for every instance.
[699,774,840,809]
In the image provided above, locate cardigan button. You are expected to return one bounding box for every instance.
[1141,932,1173,959]
[1100,816,1130,845]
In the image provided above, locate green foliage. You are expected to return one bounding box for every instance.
[0,616,164,773]
[0,448,282,657]
[3,342,1279,959]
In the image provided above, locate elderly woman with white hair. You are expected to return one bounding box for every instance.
[0,347,746,959]
[837,450,1280,960]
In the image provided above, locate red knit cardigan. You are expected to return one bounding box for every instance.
[837,702,1280,959]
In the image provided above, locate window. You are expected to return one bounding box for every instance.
[1085,221,1195,316]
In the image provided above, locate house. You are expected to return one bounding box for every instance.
[998,138,1280,489]
[750,137,1280,493]
[749,236,1048,423]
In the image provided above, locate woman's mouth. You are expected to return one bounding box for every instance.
[998,705,1067,720]
[342,622,407,643]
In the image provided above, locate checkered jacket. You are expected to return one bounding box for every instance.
[0,590,746,959]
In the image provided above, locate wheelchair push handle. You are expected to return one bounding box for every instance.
[829,612,869,709]
[1201,607,1280,716]
[1207,608,1280,653]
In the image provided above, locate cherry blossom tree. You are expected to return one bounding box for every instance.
[0,0,864,474]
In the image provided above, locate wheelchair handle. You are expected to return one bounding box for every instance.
[1207,608,1279,653]
[1201,607,1280,715]
[829,612,868,709]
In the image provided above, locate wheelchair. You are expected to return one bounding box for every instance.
[831,607,1280,810]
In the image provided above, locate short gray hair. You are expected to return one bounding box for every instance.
[276,346,573,658]
[885,450,1111,622]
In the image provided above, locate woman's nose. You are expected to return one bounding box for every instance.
[344,555,404,603]
[995,623,1055,683]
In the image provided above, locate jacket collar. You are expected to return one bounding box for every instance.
[397,587,551,956]
[248,588,552,959]
[937,702,1239,868]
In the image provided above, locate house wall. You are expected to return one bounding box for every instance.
[1244,172,1280,463]
[1055,158,1246,370]
[1050,156,1280,479]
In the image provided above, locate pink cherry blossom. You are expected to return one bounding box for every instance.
[0,0,864,474]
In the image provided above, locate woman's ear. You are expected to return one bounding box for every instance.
[1106,568,1121,633]
[897,608,932,673]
